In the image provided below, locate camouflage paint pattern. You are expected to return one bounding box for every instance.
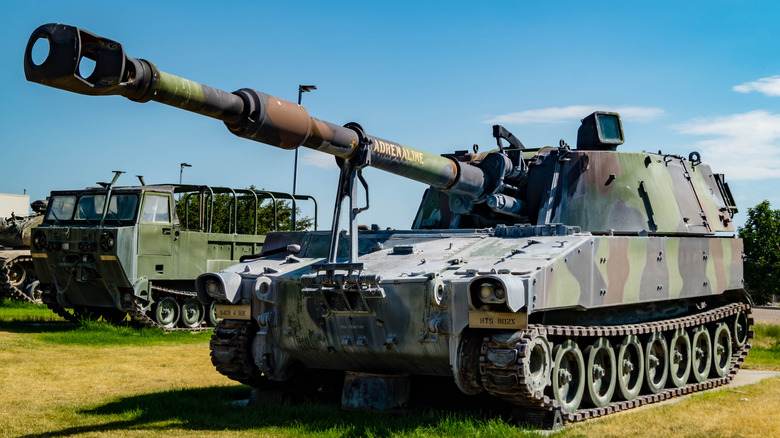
[522,149,735,234]
[198,222,745,378]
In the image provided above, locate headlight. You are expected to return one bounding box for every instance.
[480,284,493,300]
[33,232,47,250]
[196,272,242,303]
[471,279,506,304]
[100,231,115,251]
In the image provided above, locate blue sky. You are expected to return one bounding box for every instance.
[2,1,779,231]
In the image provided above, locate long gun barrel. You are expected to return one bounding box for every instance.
[25,23,489,201]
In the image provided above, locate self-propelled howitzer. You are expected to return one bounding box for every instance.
[26,23,752,427]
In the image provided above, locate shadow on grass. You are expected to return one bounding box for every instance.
[0,318,212,347]
[19,381,543,438]
[0,319,76,334]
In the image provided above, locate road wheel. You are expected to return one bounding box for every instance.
[732,310,749,348]
[644,332,668,394]
[616,334,644,401]
[668,328,692,387]
[524,333,552,395]
[691,325,712,383]
[551,339,585,413]
[207,301,223,327]
[712,323,732,377]
[153,296,180,329]
[181,297,205,329]
[24,280,42,304]
[7,263,26,287]
[584,337,616,407]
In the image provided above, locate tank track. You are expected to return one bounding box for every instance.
[479,302,753,425]
[0,255,40,304]
[41,283,209,331]
[209,319,265,385]
[40,285,79,322]
[127,284,210,332]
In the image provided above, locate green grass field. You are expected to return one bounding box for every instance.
[746,323,780,370]
[1,299,779,437]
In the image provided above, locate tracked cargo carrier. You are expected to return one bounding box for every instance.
[25,23,752,425]
[30,172,316,330]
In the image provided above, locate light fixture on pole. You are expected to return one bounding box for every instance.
[293,85,316,196]
[292,85,316,231]
[179,162,192,184]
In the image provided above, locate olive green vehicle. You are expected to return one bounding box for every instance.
[26,23,752,425]
[31,173,316,329]
[0,199,46,303]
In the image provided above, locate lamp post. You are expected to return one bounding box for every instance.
[292,85,316,230]
[293,85,316,196]
[179,162,191,184]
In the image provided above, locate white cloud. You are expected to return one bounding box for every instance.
[672,110,780,180]
[485,105,665,125]
[733,76,780,96]
[301,149,338,169]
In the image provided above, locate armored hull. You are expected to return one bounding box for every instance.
[204,223,750,423]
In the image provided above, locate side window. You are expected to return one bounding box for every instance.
[141,194,171,223]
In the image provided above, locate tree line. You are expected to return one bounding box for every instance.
[174,186,313,235]
[739,200,780,305]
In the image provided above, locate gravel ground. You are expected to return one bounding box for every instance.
[753,306,780,324]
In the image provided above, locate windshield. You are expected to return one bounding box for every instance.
[45,195,76,221]
[74,194,106,221]
[44,193,139,224]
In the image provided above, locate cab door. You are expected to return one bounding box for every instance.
[137,193,173,278]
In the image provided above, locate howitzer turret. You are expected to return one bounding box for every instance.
[26,23,752,427]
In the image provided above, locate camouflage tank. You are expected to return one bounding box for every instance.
[0,198,46,303]
[25,23,752,425]
[30,172,316,330]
